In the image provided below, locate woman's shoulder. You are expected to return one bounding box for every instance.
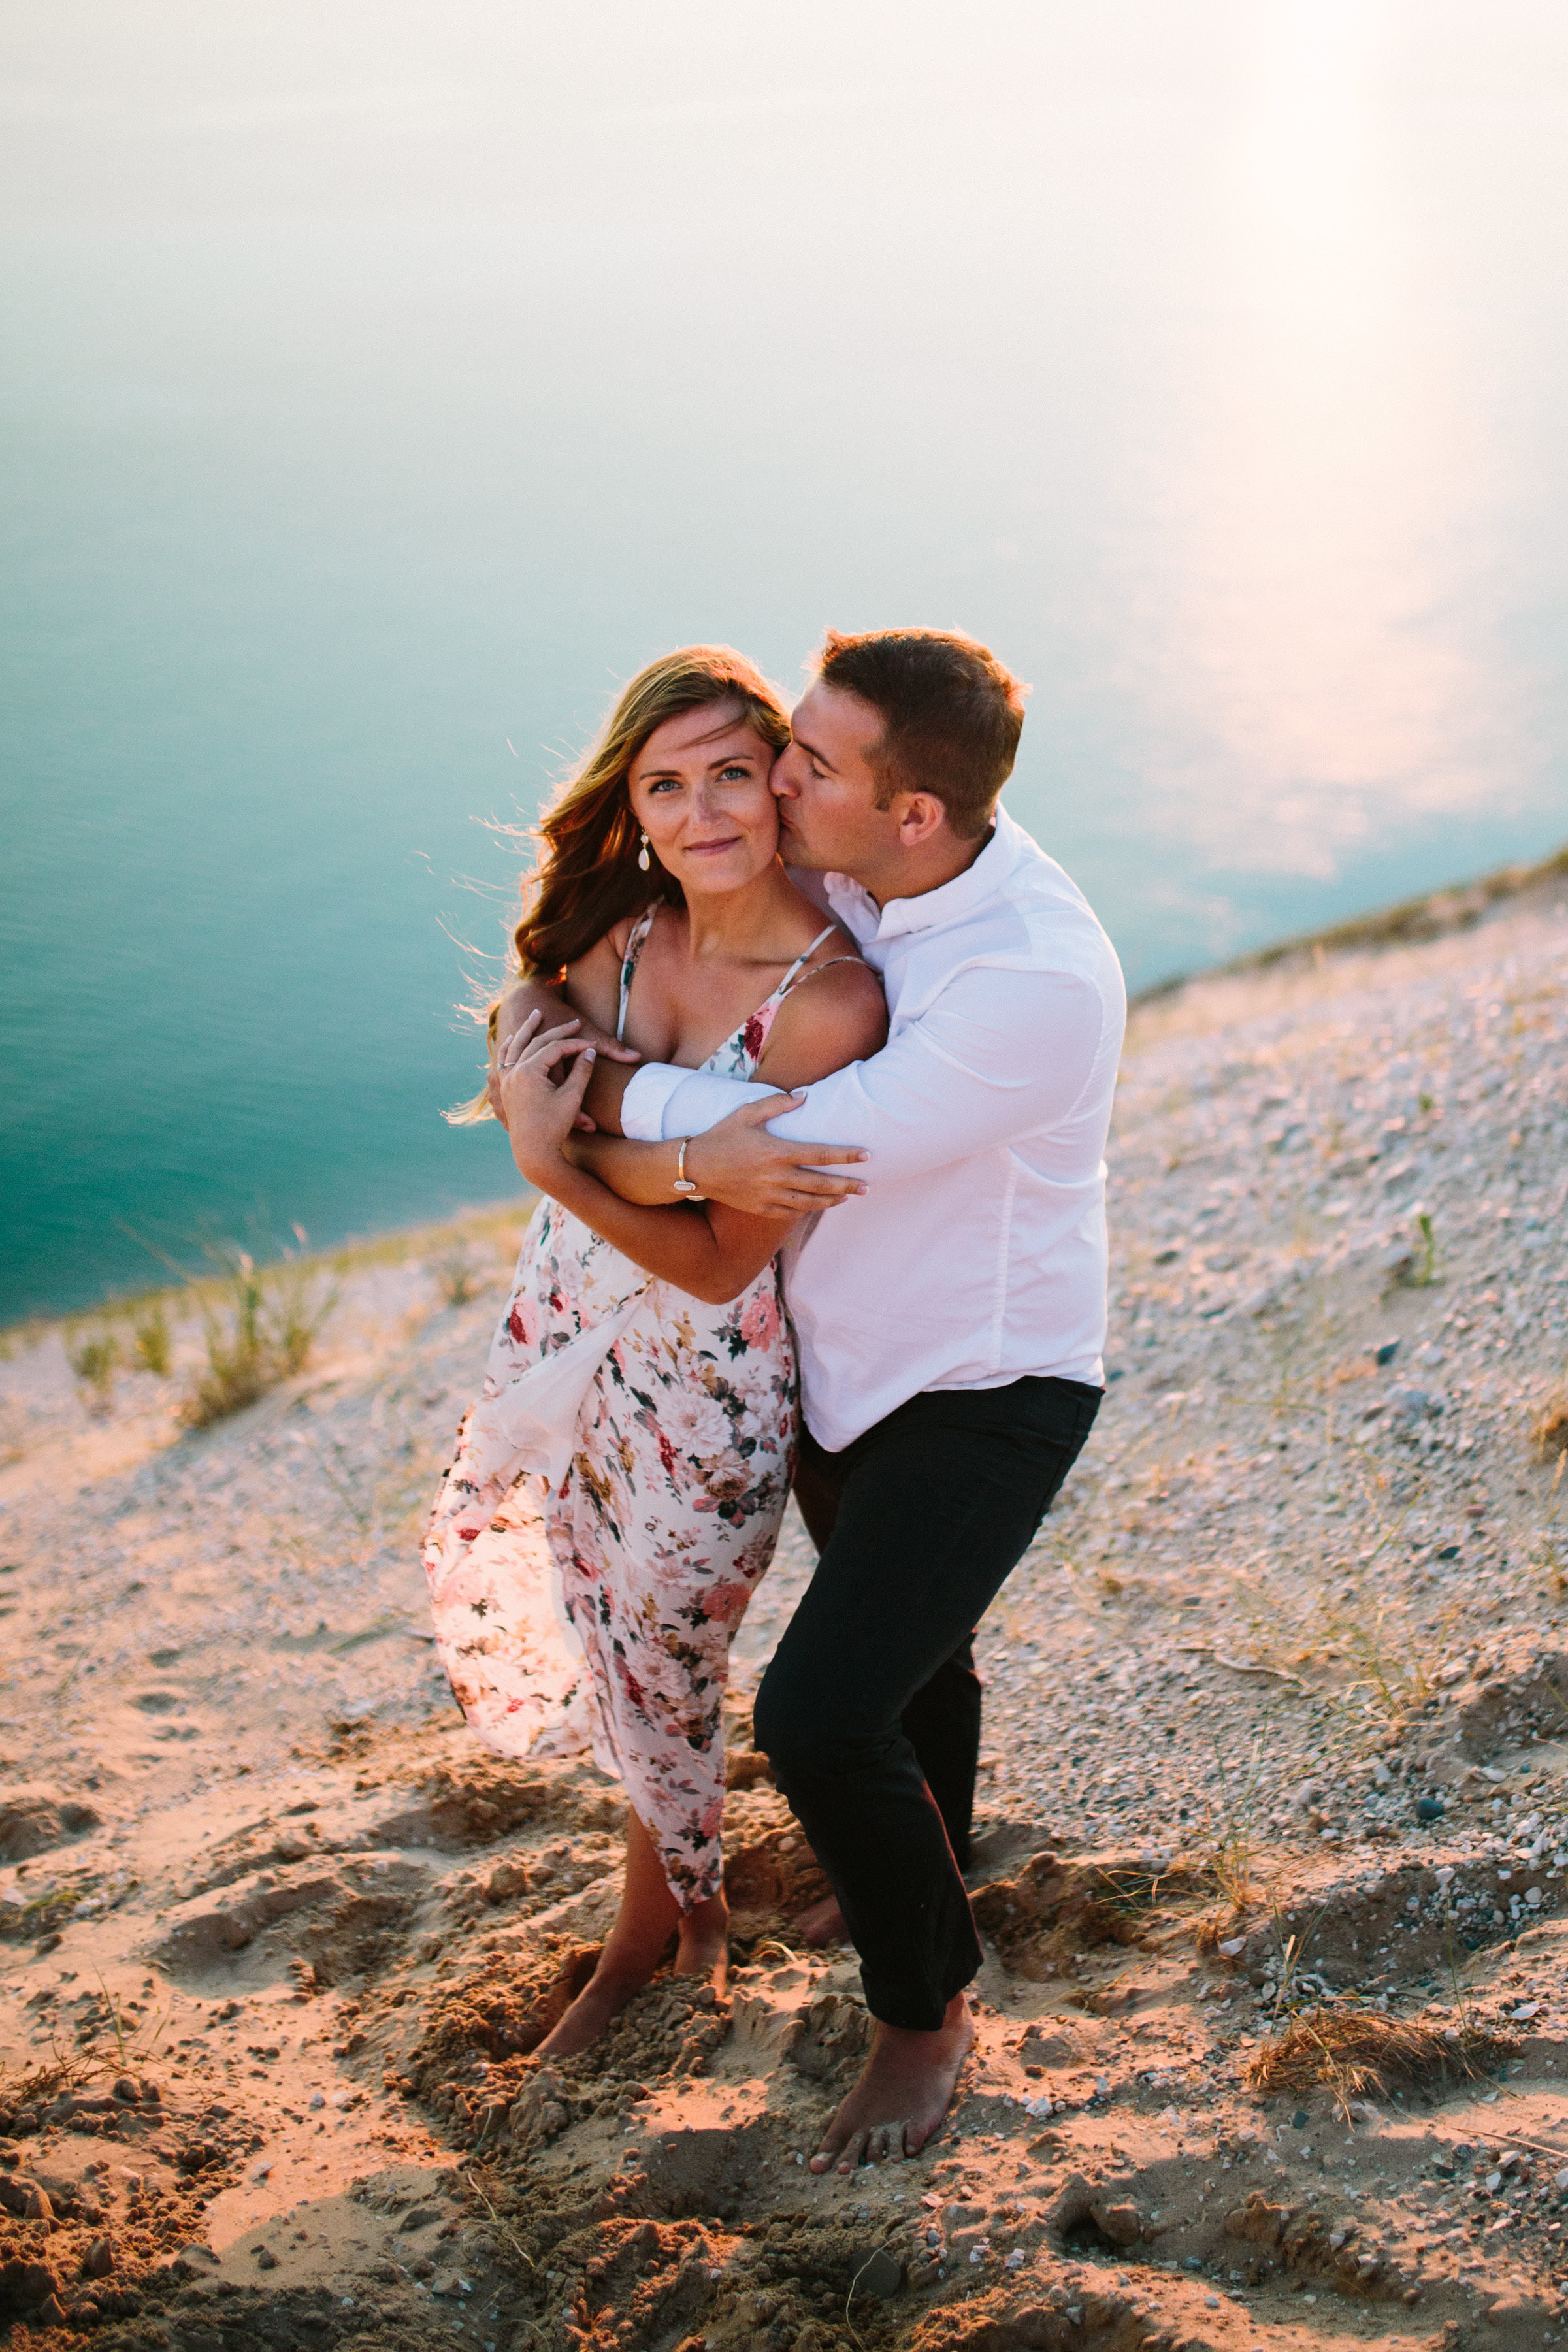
[756,934,887,1077]
[562,907,654,1014]
[593,905,657,966]
[789,915,877,988]
[772,890,864,975]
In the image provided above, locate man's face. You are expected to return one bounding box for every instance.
[769,681,903,879]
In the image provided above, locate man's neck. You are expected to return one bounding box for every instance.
[857,821,994,911]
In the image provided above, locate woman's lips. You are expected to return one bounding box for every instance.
[683,835,744,856]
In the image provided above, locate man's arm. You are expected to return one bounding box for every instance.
[504,956,883,1211]
[624,966,1115,1214]
[542,1152,792,1303]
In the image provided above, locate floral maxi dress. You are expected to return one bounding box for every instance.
[423,911,840,1908]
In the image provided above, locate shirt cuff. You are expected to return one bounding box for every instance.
[620,1063,690,1143]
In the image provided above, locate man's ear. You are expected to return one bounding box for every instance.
[894,791,950,849]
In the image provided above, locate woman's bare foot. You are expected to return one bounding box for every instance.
[791,1893,848,1947]
[675,1893,730,1995]
[534,1963,645,2059]
[809,1993,974,2172]
[536,1808,721,2058]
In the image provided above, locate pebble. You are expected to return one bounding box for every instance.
[968,895,1568,1886]
[853,2248,905,2298]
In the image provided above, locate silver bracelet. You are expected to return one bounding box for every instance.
[672,1137,704,1199]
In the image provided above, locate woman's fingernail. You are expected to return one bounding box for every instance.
[583,1047,596,1062]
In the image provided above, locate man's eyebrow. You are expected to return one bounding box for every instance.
[790,727,837,772]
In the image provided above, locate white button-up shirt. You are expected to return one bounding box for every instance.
[620,806,1126,1453]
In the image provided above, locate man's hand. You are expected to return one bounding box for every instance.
[497,1012,599,1190]
[681,1096,869,1216]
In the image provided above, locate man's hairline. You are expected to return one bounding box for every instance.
[790,673,1005,838]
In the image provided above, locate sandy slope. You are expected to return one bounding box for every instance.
[1,879,1567,2352]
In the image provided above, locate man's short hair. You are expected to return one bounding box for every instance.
[816,627,1028,839]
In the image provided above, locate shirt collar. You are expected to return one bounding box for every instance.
[821,806,1021,945]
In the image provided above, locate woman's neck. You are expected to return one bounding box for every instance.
[676,860,804,965]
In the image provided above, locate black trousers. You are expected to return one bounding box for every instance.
[753,1374,1101,2030]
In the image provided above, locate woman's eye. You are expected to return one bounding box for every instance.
[717,763,751,782]
[646,777,681,794]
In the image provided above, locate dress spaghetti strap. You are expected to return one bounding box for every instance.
[616,906,659,1043]
[616,912,857,1073]
[774,924,838,995]
[778,954,864,996]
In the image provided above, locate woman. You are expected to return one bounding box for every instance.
[425,647,885,2057]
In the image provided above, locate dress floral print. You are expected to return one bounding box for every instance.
[423,908,841,1908]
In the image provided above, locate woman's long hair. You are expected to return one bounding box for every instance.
[451,645,791,1122]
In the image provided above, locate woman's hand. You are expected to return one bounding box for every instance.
[497,1011,598,1190]
[489,977,640,1130]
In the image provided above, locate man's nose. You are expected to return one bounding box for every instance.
[770,751,801,798]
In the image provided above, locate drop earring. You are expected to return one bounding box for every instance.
[637,830,651,872]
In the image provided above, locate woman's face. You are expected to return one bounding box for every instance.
[627,700,781,897]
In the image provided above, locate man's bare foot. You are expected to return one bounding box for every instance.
[792,1893,848,1947]
[810,1993,974,2172]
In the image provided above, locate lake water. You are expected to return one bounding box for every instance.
[4,1,1567,1323]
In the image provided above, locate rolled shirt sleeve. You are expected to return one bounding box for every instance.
[619,966,1108,1180]
[620,1061,776,1142]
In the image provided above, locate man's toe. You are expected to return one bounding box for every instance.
[836,2131,870,2174]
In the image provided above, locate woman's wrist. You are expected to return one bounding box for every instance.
[671,1136,705,1198]
[509,1128,568,1192]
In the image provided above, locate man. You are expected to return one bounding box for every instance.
[498,628,1124,2170]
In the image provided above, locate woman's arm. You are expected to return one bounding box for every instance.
[561,957,888,1207]
[561,1130,706,1206]
[497,1017,797,1305]
[751,957,887,1090]
[486,931,640,1122]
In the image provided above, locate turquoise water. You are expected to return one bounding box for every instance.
[5,2,1568,1323]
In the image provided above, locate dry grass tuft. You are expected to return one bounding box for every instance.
[1535,1389,1568,1462]
[1248,2006,1517,2113]
[183,1247,335,1427]
[131,1298,172,1375]
[67,1328,120,1411]
[1193,1904,1254,1956]
[433,1239,486,1307]
[1195,1732,1267,1916]
[0,2051,92,2114]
